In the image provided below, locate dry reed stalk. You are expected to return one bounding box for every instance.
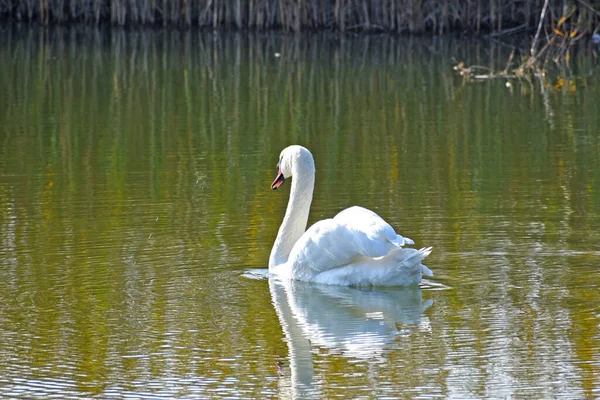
[212,0,218,28]
[234,0,241,27]
[57,0,64,22]
[27,0,34,20]
[130,0,139,24]
[531,0,549,58]
[476,0,481,33]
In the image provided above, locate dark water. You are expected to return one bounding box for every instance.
[1,27,599,398]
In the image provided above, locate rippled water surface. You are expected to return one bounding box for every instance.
[1,27,599,398]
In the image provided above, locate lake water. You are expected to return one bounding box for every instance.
[1,27,599,398]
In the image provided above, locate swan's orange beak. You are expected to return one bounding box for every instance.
[271,169,285,190]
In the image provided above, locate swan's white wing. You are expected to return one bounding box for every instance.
[334,206,414,248]
[286,206,414,280]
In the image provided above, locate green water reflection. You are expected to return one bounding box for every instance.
[0,27,599,398]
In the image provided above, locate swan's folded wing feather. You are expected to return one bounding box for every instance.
[335,206,413,247]
[286,219,365,280]
[286,206,411,280]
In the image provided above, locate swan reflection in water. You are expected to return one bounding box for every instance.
[269,277,433,398]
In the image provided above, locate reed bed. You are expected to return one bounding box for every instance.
[451,0,599,82]
[0,0,597,34]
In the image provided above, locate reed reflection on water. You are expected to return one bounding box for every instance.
[0,27,599,398]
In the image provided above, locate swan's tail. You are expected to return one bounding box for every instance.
[419,247,434,277]
[390,235,415,247]
[399,246,433,277]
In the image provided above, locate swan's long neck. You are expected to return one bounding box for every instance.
[269,164,315,270]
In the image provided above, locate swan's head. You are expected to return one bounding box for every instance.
[271,145,315,190]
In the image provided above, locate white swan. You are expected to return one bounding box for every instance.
[269,145,432,286]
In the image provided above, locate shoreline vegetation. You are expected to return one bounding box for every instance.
[1,1,598,81]
[0,1,596,35]
[453,0,600,81]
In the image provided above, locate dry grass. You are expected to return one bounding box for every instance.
[0,0,597,34]
[455,0,599,81]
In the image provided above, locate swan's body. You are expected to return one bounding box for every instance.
[269,145,432,287]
